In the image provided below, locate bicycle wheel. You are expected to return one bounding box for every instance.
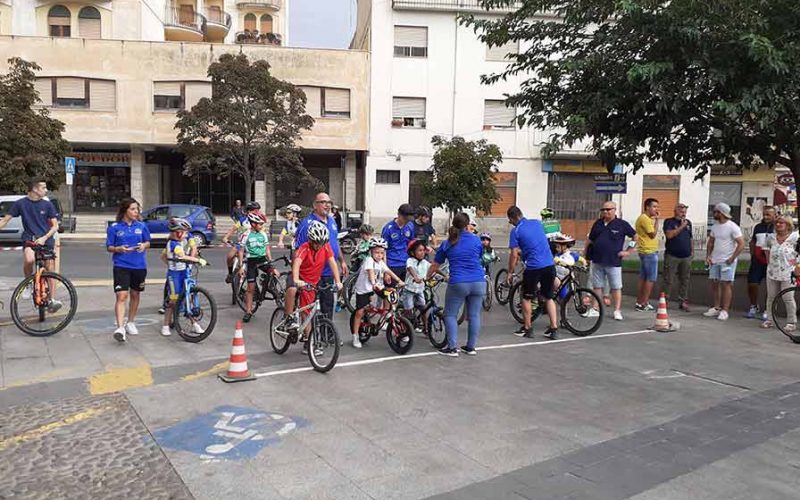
[425,306,447,349]
[268,273,288,308]
[344,274,358,313]
[482,278,493,311]
[509,283,542,325]
[349,309,374,344]
[10,272,78,337]
[772,286,800,343]
[308,316,340,373]
[386,315,414,354]
[235,276,261,314]
[495,269,511,305]
[269,307,292,354]
[174,286,216,343]
[230,258,240,305]
[561,287,603,337]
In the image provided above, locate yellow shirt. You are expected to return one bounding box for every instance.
[635,213,658,254]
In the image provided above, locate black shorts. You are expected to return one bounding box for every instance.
[355,292,374,310]
[522,266,556,300]
[113,267,147,292]
[246,257,267,283]
[389,266,406,285]
[747,260,767,284]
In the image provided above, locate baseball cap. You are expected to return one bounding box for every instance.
[398,203,416,216]
[713,202,732,219]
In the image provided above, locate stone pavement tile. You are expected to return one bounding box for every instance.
[291,481,374,500]
[512,472,597,500]
[1,356,56,387]
[255,457,354,499]
[165,452,284,500]
[569,454,672,499]
[428,475,529,500]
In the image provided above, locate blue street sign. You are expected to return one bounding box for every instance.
[595,182,627,194]
[64,157,76,175]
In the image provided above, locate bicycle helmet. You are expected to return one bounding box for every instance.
[553,233,575,245]
[245,201,261,211]
[307,221,330,243]
[168,217,192,231]
[416,205,432,218]
[358,223,374,235]
[368,237,388,249]
[540,207,555,219]
[407,239,425,256]
[247,211,266,225]
[286,203,301,213]
[479,232,492,241]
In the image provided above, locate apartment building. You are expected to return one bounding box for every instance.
[0,0,369,217]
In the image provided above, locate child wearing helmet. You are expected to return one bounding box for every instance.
[160,217,206,336]
[237,211,276,322]
[403,240,430,321]
[222,201,263,283]
[277,204,302,249]
[541,207,562,251]
[350,236,403,348]
[350,224,374,272]
[479,232,498,273]
[552,234,577,292]
[158,217,199,315]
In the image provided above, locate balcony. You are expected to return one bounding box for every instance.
[164,5,207,42]
[391,0,520,12]
[204,8,231,42]
[235,0,281,10]
[235,30,282,46]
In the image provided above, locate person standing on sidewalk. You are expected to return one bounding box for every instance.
[106,198,151,342]
[746,206,776,320]
[635,198,660,311]
[381,203,417,282]
[760,215,799,331]
[703,203,745,321]
[661,203,693,311]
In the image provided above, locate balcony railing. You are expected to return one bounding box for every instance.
[235,0,281,9]
[205,8,232,28]
[391,0,521,12]
[235,30,282,45]
[164,5,207,33]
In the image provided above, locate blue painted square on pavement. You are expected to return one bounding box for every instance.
[153,405,309,461]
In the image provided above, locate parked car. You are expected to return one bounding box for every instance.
[0,195,73,242]
[140,204,216,245]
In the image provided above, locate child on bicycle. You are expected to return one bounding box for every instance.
[277,203,302,249]
[223,201,261,283]
[158,221,198,315]
[403,240,429,328]
[161,217,207,337]
[479,232,498,274]
[237,211,276,323]
[552,234,577,291]
[351,237,404,349]
[350,224,374,273]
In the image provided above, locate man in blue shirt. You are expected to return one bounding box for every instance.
[294,192,348,318]
[381,203,417,282]
[661,203,693,311]
[506,205,558,339]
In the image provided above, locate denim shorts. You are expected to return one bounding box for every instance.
[639,253,659,282]
[590,264,623,290]
[709,261,737,282]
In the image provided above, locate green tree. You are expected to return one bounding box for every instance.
[176,53,319,206]
[0,57,70,193]
[464,0,800,185]
[422,136,503,217]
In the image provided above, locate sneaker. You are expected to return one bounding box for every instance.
[157,306,166,315]
[438,347,459,357]
[113,326,126,342]
[243,313,252,323]
[522,331,535,339]
[613,310,624,321]
[761,320,773,329]
[513,326,531,337]
[191,322,205,334]
[787,324,797,333]
[643,303,655,312]
[745,305,758,319]
[679,300,690,312]
[460,346,477,356]
[22,284,32,301]
[352,335,362,349]
[47,299,63,314]
[125,322,139,336]
[703,307,721,317]
[634,303,646,312]
[717,310,729,321]
[759,312,768,322]
[585,308,601,318]
[161,325,172,336]
[543,328,559,340]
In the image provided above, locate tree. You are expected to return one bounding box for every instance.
[0,58,71,193]
[176,53,319,206]
[464,0,800,187]
[421,136,503,218]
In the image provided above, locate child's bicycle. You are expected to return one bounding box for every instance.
[166,258,216,342]
[10,242,78,336]
[338,253,365,313]
[269,282,341,373]
[350,287,415,354]
[494,263,523,306]
[234,256,290,313]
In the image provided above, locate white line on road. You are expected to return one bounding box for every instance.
[253,328,659,379]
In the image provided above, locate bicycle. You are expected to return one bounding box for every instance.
[770,274,800,344]
[234,256,290,313]
[10,243,78,337]
[349,287,415,354]
[166,258,217,342]
[508,263,603,336]
[269,282,341,373]
[481,267,493,311]
[494,265,522,306]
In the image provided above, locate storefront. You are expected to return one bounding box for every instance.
[72,151,131,212]
[709,166,776,240]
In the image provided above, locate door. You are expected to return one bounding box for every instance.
[144,206,170,235]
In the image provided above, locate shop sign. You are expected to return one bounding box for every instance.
[776,173,795,186]
[594,174,627,183]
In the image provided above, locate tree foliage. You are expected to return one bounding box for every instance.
[0,58,70,193]
[176,53,318,205]
[463,0,800,181]
[422,136,503,216]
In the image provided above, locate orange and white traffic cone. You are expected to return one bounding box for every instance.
[218,321,256,383]
[652,293,679,332]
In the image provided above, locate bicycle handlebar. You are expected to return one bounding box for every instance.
[269,256,291,267]
[166,257,209,267]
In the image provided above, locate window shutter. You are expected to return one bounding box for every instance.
[486,40,518,61]
[89,80,115,111]
[49,15,71,26]
[57,78,85,99]
[154,82,182,97]
[392,97,425,119]
[394,26,427,48]
[300,86,321,118]
[34,78,53,106]
[260,14,273,33]
[184,82,212,109]
[79,17,101,39]
[324,88,349,113]
[484,100,515,127]
[244,14,256,31]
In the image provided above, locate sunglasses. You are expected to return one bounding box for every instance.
[600,208,615,212]
[314,200,333,205]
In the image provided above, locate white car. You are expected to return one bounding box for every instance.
[0,195,72,243]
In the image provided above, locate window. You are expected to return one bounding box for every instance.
[179,4,195,25]
[486,40,518,61]
[78,6,101,39]
[169,206,194,218]
[48,5,71,37]
[484,100,516,129]
[207,5,222,23]
[244,13,256,31]
[708,182,742,226]
[55,77,87,108]
[147,206,169,220]
[547,173,610,239]
[392,97,426,128]
[483,172,517,216]
[260,14,272,33]
[89,80,115,111]
[34,78,53,106]
[36,78,115,110]
[154,82,183,111]
[409,171,431,208]
[184,82,212,109]
[322,88,350,118]
[376,170,401,184]
[299,86,321,118]
[394,26,427,58]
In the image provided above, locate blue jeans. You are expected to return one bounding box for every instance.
[444,281,486,350]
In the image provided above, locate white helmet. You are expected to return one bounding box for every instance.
[307,221,330,243]
[368,237,388,249]
[286,203,301,213]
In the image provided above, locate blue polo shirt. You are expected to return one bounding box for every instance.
[434,231,485,284]
[382,219,416,268]
[588,217,636,267]
[295,213,340,277]
[106,220,151,269]
[508,218,554,270]
[8,197,58,246]
[663,217,693,259]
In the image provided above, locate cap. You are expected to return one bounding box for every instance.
[713,202,732,219]
[398,203,416,216]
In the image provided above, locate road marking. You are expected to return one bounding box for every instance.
[88,363,153,395]
[253,328,659,379]
[181,361,229,382]
[71,279,113,288]
[0,405,112,451]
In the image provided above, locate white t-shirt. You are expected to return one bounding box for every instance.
[405,257,430,294]
[709,220,743,264]
[354,256,388,295]
[555,251,575,280]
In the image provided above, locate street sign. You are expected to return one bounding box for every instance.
[66,173,73,185]
[64,156,76,175]
[595,182,627,194]
[594,174,627,183]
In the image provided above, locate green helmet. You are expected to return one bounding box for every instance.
[540,207,555,219]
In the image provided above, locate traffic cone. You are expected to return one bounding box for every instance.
[652,293,679,332]
[218,321,256,383]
